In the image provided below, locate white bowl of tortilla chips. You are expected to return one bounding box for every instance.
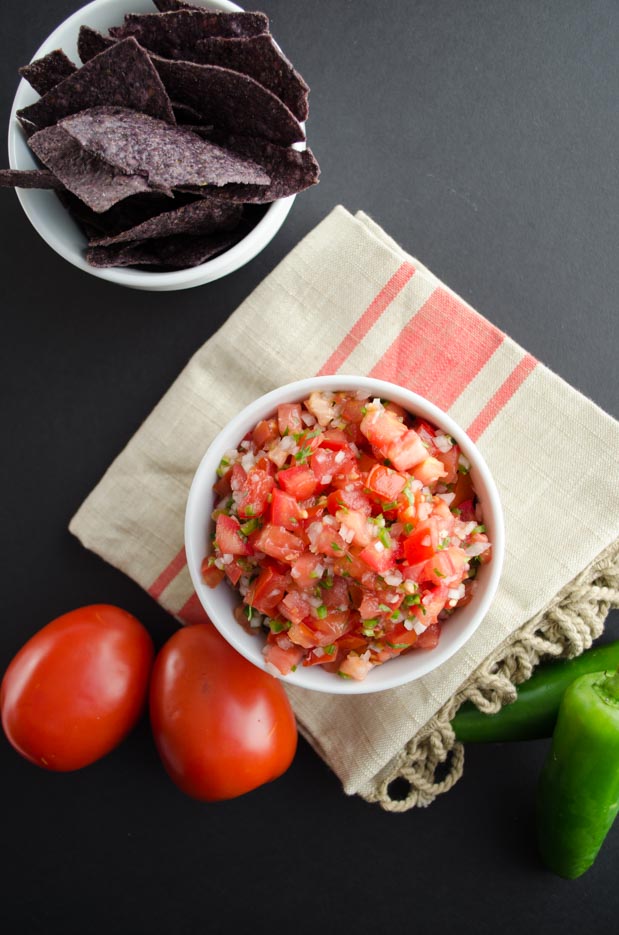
[7,0,317,290]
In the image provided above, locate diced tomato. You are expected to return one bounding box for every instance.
[360,407,406,451]
[383,623,419,651]
[357,451,379,474]
[457,498,477,521]
[279,590,314,626]
[255,455,277,476]
[335,633,369,655]
[320,576,350,611]
[290,551,324,589]
[253,524,304,563]
[451,471,475,508]
[411,457,448,486]
[311,610,352,645]
[435,446,459,484]
[365,464,408,504]
[277,465,318,500]
[432,497,455,531]
[201,558,225,588]
[336,508,373,547]
[215,514,251,556]
[358,592,386,620]
[402,518,440,564]
[299,499,328,532]
[252,418,279,450]
[235,467,274,519]
[224,559,244,586]
[287,620,319,648]
[277,403,304,436]
[270,488,307,531]
[387,429,428,471]
[304,391,336,426]
[313,524,349,558]
[415,623,441,650]
[303,645,339,666]
[422,546,469,586]
[359,540,397,573]
[326,486,372,516]
[213,467,233,497]
[339,653,374,681]
[341,397,367,424]
[311,447,356,485]
[319,429,349,450]
[246,566,289,615]
[412,419,437,451]
[263,636,304,675]
[383,401,408,419]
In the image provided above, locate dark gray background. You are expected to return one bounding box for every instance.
[1,1,618,932]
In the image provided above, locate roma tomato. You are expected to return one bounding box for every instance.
[0,605,153,771]
[149,624,297,801]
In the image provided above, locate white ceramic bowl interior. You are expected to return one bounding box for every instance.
[185,376,505,695]
[8,0,299,291]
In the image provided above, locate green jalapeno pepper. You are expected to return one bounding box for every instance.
[452,641,619,743]
[536,667,619,878]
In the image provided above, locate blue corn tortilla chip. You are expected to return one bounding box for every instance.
[193,35,308,122]
[77,25,115,64]
[59,107,271,191]
[86,229,241,269]
[113,10,270,46]
[19,49,77,96]
[0,168,64,189]
[153,0,219,12]
[180,132,319,202]
[152,57,305,146]
[57,189,190,239]
[171,99,208,125]
[89,195,242,246]
[28,125,155,212]
[17,38,175,130]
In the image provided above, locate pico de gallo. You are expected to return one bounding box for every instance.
[201,391,492,681]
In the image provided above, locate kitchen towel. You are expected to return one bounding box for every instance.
[70,206,619,811]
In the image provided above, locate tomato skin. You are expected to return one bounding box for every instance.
[150,624,297,801]
[0,605,153,772]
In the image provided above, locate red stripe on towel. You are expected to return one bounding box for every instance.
[369,286,504,410]
[466,354,537,441]
[148,546,187,599]
[317,261,416,375]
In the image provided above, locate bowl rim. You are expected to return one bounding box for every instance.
[184,375,505,694]
[7,0,298,290]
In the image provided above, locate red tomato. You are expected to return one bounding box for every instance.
[150,624,297,800]
[0,605,153,771]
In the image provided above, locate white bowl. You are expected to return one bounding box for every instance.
[185,376,505,695]
[8,0,299,291]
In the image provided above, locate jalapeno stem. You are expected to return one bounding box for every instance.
[595,667,619,705]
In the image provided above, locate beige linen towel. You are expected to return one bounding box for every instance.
[70,206,619,811]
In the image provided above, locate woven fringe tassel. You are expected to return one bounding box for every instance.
[360,541,619,812]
